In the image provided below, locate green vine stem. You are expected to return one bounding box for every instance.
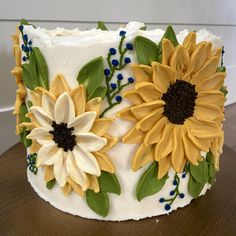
[100,30,134,117]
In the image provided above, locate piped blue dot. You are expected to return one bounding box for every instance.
[116,95,122,102]
[173,180,177,185]
[29,47,32,52]
[19,25,24,31]
[109,48,116,55]
[128,77,134,83]
[126,43,133,50]
[112,59,119,67]
[124,57,131,64]
[23,34,28,41]
[179,193,185,199]
[165,204,171,211]
[110,83,117,90]
[117,73,123,80]
[21,44,25,50]
[24,46,29,52]
[104,69,110,76]
[22,56,27,62]
[119,30,126,37]
[182,173,186,178]
[28,40,32,45]
[159,198,164,203]
[170,190,175,196]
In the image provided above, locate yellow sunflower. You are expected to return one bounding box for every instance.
[117,32,226,179]
[11,26,27,134]
[21,75,118,196]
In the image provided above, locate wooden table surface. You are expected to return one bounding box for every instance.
[1,104,236,236]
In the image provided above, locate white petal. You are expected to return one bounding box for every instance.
[68,111,96,135]
[44,148,62,165]
[66,151,88,190]
[54,92,75,124]
[30,106,53,130]
[73,145,101,176]
[36,143,58,167]
[27,127,53,145]
[77,132,107,152]
[53,151,68,187]
[42,93,55,119]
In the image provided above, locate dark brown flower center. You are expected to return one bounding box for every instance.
[162,80,198,125]
[49,121,76,152]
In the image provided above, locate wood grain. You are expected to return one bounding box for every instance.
[0,142,236,236]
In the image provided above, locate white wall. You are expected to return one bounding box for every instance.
[1,0,236,154]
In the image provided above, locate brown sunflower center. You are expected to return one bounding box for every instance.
[162,80,198,124]
[49,121,76,152]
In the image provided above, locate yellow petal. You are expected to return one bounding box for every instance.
[86,97,102,117]
[154,123,173,161]
[183,132,200,165]
[194,101,224,122]
[213,47,222,58]
[30,139,41,153]
[169,45,190,74]
[44,165,54,182]
[196,72,225,91]
[88,174,100,193]
[136,107,164,132]
[30,90,43,106]
[49,74,70,97]
[187,130,210,152]
[67,178,85,197]
[122,127,145,144]
[116,107,137,121]
[185,117,223,139]
[131,64,153,82]
[186,42,211,75]
[194,56,221,83]
[162,38,174,65]
[197,90,225,106]
[152,62,176,92]
[11,66,23,83]
[91,118,114,136]
[61,182,72,196]
[17,83,27,99]
[158,155,172,179]
[20,122,35,130]
[131,100,165,119]
[93,152,115,173]
[26,113,40,128]
[70,85,86,116]
[182,32,196,55]
[123,90,144,105]
[135,82,162,102]
[171,126,186,172]
[99,134,118,153]
[132,144,154,171]
[144,116,168,145]
[13,44,21,67]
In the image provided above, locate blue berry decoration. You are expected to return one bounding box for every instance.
[159,198,164,203]
[126,43,133,50]
[24,46,29,52]
[173,180,178,185]
[116,95,122,102]
[112,59,119,67]
[182,173,186,178]
[119,30,126,37]
[22,56,27,62]
[109,48,116,55]
[19,25,24,31]
[23,34,28,41]
[170,190,175,196]
[104,69,110,76]
[128,77,134,83]
[165,204,171,211]
[117,73,123,80]
[110,83,117,90]
[124,57,131,64]
[28,40,32,45]
[179,193,185,199]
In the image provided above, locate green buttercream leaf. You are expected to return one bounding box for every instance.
[27,100,33,108]
[157,25,179,62]
[189,159,208,184]
[206,151,216,185]
[86,190,109,217]
[20,19,36,28]
[97,21,108,31]
[89,86,107,100]
[220,85,228,96]
[46,179,56,189]
[32,47,49,90]
[136,162,168,201]
[134,36,159,65]
[216,66,226,72]
[19,103,30,123]
[188,176,205,198]
[98,171,121,195]
[20,128,32,148]
[22,63,38,90]
[77,56,104,97]
[139,26,147,30]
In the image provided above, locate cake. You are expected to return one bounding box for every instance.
[11,20,227,221]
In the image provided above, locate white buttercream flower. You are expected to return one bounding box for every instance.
[27,92,107,190]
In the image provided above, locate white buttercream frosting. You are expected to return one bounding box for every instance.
[24,22,222,221]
